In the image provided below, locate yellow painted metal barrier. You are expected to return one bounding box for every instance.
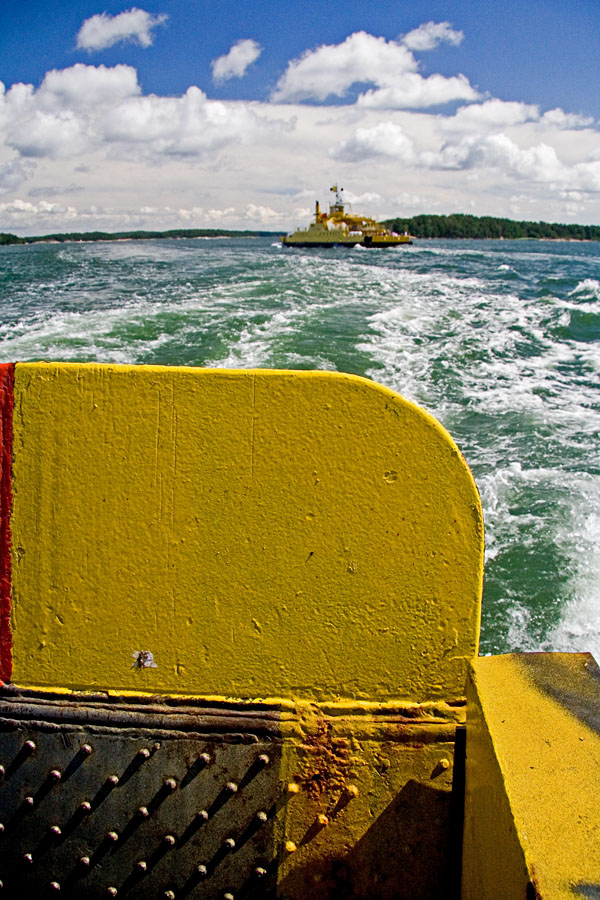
[462,652,600,900]
[2,362,596,898]
[0,362,485,898]
[9,362,483,700]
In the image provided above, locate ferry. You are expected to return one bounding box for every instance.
[281,186,413,248]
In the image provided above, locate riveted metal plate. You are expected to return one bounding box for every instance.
[0,689,460,899]
[0,694,284,899]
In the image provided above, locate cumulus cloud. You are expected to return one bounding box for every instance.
[541,107,595,129]
[0,198,78,223]
[38,64,141,109]
[357,73,478,109]
[331,122,415,162]
[76,7,168,51]
[101,86,274,158]
[443,99,540,132]
[421,131,600,192]
[0,158,35,193]
[0,65,278,162]
[402,21,464,51]
[271,30,478,108]
[212,39,262,83]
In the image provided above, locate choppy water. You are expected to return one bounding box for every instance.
[1,236,599,660]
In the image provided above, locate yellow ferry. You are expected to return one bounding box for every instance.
[281,186,413,248]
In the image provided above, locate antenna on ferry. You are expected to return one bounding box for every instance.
[330,184,344,212]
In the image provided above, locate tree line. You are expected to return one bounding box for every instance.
[383,213,600,241]
[0,228,278,245]
[3,214,600,245]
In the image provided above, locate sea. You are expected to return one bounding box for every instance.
[0,235,598,661]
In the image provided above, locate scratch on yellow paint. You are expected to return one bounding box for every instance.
[10,362,483,701]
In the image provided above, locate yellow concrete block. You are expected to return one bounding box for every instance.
[10,362,483,701]
[462,652,600,900]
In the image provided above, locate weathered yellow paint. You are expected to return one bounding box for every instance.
[462,652,600,900]
[276,704,458,900]
[10,362,483,701]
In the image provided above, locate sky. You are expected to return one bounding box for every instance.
[1,0,600,234]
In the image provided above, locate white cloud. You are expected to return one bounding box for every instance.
[331,121,415,162]
[0,198,78,224]
[38,64,141,109]
[422,131,600,192]
[272,31,417,102]
[212,39,262,83]
[101,87,275,159]
[357,73,478,109]
[271,30,478,109]
[0,67,279,162]
[443,99,540,132]
[0,158,34,193]
[402,21,464,52]
[541,107,595,129]
[76,7,168,51]
[245,203,283,224]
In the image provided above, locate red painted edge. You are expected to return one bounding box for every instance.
[0,363,14,685]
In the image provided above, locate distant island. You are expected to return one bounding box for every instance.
[0,228,280,246]
[1,214,600,245]
[382,213,600,241]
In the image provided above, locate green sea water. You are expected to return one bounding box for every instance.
[1,236,599,659]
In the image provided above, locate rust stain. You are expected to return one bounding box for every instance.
[296,719,351,800]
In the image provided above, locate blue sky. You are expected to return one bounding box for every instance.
[1,0,600,233]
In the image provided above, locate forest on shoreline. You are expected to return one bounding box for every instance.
[0,228,278,245]
[382,213,600,241]
[2,213,600,245]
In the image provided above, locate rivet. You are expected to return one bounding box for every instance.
[225,782,238,793]
[439,758,451,770]
[153,742,161,752]
[0,823,4,833]
[347,784,359,797]
[79,801,92,813]
[199,752,210,764]
[285,841,297,853]
[136,861,147,872]
[23,852,33,864]
[106,831,119,842]
[137,748,150,759]
[224,893,234,900]
[197,809,209,822]
[79,857,90,867]
[258,753,270,766]
[24,796,34,807]
[256,811,268,823]
[138,807,149,818]
[0,765,5,777]
[163,834,176,846]
[49,825,62,836]
[164,893,176,899]
[196,865,208,878]
[287,782,300,794]
[23,740,36,753]
[49,769,61,781]
[317,814,329,826]
[106,889,118,897]
[81,744,93,756]
[0,879,3,889]
[107,775,119,786]
[164,778,177,791]
[49,883,60,891]
[223,837,236,850]
[255,867,267,877]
